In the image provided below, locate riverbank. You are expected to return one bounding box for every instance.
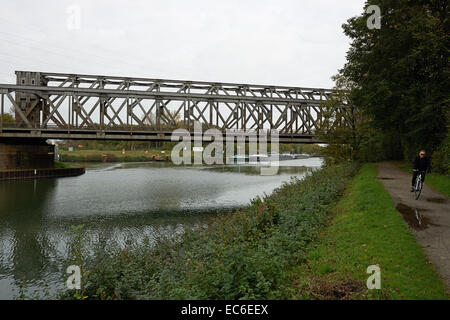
[61,163,358,299]
[58,145,323,163]
[289,164,448,299]
[59,149,170,162]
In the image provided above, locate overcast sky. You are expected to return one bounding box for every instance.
[0,0,365,88]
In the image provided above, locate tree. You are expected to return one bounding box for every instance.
[317,74,396,164]
[1,113,14,123]
[341,0,449,160]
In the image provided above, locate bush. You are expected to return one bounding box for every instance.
[1,114,14,123]
[431,132,450,175]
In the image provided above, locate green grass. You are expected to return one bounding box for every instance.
[54,160,75,169]
[425,175,450,197]
[289,163,448,299]
[396,161,450,197]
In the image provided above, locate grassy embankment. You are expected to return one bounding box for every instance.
[395,161,450,197]
[54,160,78,169]
[289,164,448,299]
[58,143,323,163]
[59,149,170,163]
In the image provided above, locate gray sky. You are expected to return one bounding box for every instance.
[0,0,364,88]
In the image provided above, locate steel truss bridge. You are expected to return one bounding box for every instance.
[0,71,346,143]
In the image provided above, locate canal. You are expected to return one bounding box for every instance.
[0,158,323,299]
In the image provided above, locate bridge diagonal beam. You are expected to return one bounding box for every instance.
[6,92,33,128]
[42,94,67,126]
[80,100,99,128]
[24,98,40,118]
[73,94,97,128]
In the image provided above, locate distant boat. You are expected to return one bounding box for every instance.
[267,152,293,161]
[279,153,295,161]
[293,153,310,159]
[300,153,310,158]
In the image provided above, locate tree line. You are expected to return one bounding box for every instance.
[319,0,449,174]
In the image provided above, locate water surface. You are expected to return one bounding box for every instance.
[0,158,323,299]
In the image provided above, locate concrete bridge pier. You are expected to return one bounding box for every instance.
[0,138,55,171]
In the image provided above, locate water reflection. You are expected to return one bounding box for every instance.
[0,179,58,296]
[0,158,322,299]
[395,203,437,231]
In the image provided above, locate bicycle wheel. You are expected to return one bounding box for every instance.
[414,176,422,200]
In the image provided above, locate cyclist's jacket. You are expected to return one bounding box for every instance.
[412,156,430,172]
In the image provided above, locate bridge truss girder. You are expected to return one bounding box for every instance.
[0,71,348,144]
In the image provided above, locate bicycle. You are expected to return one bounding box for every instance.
[413,170,426,200]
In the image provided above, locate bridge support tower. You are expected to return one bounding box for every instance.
[0,138,55,171]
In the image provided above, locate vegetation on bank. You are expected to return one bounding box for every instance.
[396,161,450,197]
[58,143,324,163]
[59,140,168,152]
[289,164,448,299]
[59,149,170,163]
[53,160,78,169]
[419,174,450,198]
[61,163,357,300]
[58,139,323,156]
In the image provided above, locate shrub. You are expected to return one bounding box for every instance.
[431,132,450,175]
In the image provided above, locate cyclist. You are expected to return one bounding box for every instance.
[410,150,431,192]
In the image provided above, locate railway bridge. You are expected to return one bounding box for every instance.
[0,71,348,170]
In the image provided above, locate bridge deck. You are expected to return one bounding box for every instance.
[0,126,323,144]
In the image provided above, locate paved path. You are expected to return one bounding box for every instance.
[376,162,450,292]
